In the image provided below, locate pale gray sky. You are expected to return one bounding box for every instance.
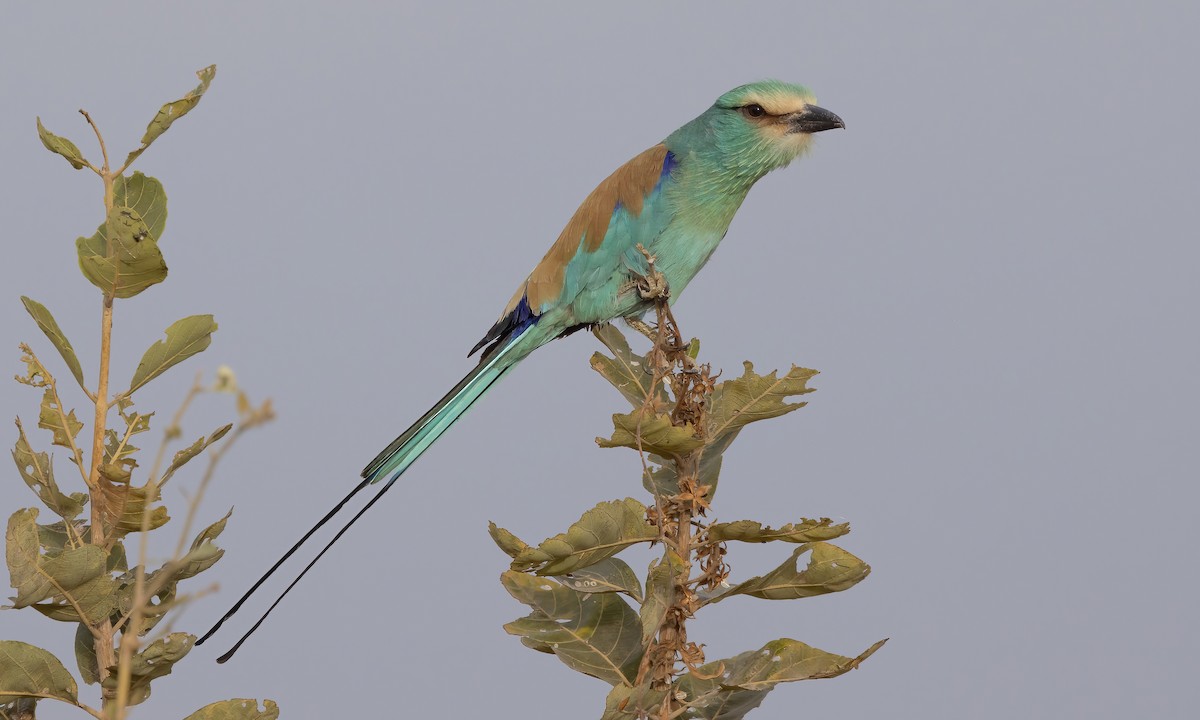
[2,2,1197,718]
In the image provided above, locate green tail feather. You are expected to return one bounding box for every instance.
[362,340,521,484]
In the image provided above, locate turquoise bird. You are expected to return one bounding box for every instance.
[201,80,843,657]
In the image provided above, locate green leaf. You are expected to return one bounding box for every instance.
[673,638,886,719]
[501,572,643,685]
[36,117,87,170]
[113,172,168,245]
[601,684,665,720]
[127,315,217,395]
[488,521,531,559]
[707,518,851,544]
[644,429,739,500]
[510,498,657,575]
[101,632,194,706]
[96,479,169,538]
[640,551,684,645]
[0,640,78,704]
[36,521,73,556]
[37,388,84,452]
[706,362,818,442]
[93,401,166,537]
[20,296,87,392]
[29,560,116,624]
[554,557,643,601]
[6,509,114,623]
[182,699,280,720]
[76,204,168,298]
[124,65,216,169]
[13,420,87,520]
[159,423,232,487]
[590,324,669,409]
[709,543,870,604]
[170,509,231,583]
[74,622,100,685]
[5,509,43,605]
[598,409,704,457]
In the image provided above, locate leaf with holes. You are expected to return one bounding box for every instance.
[590,324,669,409]
[554,557,643,601]
[13,420,86,520]
[510,498,657,575]
[101,633,194,706]
[124,65,216,169]
[114,172,168,243]
[502,571,643,686]
[76,204,168,298]
[36,388,83,453]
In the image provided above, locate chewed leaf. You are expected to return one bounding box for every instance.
[706,362,817,441]
[36,117,87,170]
[6,508,114,624]
[20,296,87,392]
[502,572,643,686]
[554,557,643,601]
[124,65,216,168]
[128,315,217,395]
[182,698,280,720]
[707,518,851,544]
[488,522,531,559]
[100,633,194,706]
[13,419,86,520]
[159,423,231,487]
[598,409,704,457]
[708,543,870,604]
[510,498,657,575]
[76,205,168,298]
[674,638,887,718]
[590,324,669,409]
[114,172,168,243]
[37,388,84,452]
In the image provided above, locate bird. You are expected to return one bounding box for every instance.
[199,80,843,659]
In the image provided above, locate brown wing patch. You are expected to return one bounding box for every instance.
[503,144,671,316]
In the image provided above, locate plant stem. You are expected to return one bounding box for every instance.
[81,117,119,709]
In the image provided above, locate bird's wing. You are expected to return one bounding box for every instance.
[470,144,678,356]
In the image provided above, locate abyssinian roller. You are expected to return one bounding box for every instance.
[200,80,844,658]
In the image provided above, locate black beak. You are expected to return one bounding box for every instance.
[789,104,845,134]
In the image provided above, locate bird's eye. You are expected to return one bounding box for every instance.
[742,103,766,119]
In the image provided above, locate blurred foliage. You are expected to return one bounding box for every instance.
[3,66,276,720]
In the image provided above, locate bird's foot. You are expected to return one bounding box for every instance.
[634,243,670,301]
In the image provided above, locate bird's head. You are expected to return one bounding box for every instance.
[671,80,844,181]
